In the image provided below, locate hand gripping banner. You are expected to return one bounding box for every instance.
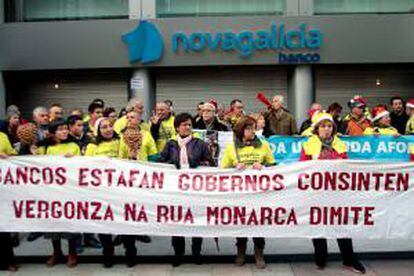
[1,156,414,239]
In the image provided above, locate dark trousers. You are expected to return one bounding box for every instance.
[121,235,137,262]
[312,238,354,266]
[51,238,77,255]
[0,233,15,270]
[236,237,265,250]
[172,236,202,256]
[99,234,114,263]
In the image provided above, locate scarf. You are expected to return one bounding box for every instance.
[177,135,193,168]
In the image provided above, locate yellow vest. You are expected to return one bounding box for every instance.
[301,127,314,137]
[153,116,176,152]
[0,132,17,155]
[85,139,120,158]
[406,116,414,135]
[364,126,398,135]
[38,142,81,156]
[113,116,150,134]
[119,130,158,161]
[221,140,275,168]
[302,135,347,157]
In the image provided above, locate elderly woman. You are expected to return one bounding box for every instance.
[221,116,276,269]
[159,113,214,267]
[300,112,365,274]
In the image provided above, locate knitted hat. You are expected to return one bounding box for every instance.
[371,105,389,122]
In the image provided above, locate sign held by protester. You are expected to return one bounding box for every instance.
[1,156,413,239]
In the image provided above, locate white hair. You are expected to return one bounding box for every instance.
[273,95,285,105]
[126,98,143,112]
[33,106,47,117]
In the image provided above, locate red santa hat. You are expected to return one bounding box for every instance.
[406,99,414,109]
[371,105,389,122]
[203,99,218,111]
[348,95,367,109]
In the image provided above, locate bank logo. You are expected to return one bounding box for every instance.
[173,23,322,64]
[123,21,164,64]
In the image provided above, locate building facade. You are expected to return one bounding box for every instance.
[1,0,414,125]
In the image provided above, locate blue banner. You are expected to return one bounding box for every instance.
[266,135,414,163]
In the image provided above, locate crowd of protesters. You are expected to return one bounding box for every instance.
[1,93,414,273]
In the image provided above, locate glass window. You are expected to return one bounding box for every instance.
[314,0,414,14]
[156,0,286,17]
[7,0,128,22]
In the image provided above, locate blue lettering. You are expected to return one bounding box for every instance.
[255,31,271,50]
[206,33,222,50]
[222,32,237,51]
[237,31,254,57]
[189,33,205,52]
[286,30,301,49]
[307,30,323,49]
[171,23,323,58]
[172,33,189,52]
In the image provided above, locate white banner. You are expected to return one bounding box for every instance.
[1,156,414,239]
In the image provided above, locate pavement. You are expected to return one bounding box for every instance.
[1,234,413,275]
[1,260,414,276]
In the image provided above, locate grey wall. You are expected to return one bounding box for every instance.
[1,14,414,70]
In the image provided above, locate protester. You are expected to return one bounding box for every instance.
[327,102,343,127]
[338,96,371,135]
[164,99,175,116]
[263,95,297,137]
[69,109,83,118]
[159,113,213,267]
[32,106,49,143]
[390,96,409,134]
[193,101,205,124]
[299,103,322,134]
[410,144,414,161]
[84,118,121,268]
[49,104,64,122]
[221,116,276,269]
[405,99,414,135]
[150,101,176,152]
[364,105,398,135]
[67,115,89,153]
[16,123,38,155]
[249,113,266,139]
[23,110,46,242]
[36,119,81,267]
[118,110,157,247]
[114,98,149,134]
[0,128,18,272]
[225,99,245,128]
[103,107,117,126]
[299,112,366,274]
[4,108,21,146]
[119,110,158,162]
[194,100,229,131]
[301,109,321,136]
[85,102,104,137]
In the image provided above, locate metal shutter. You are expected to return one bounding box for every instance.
[315,65,414,111]
[6,70,129,119]
[155,66,287,114]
